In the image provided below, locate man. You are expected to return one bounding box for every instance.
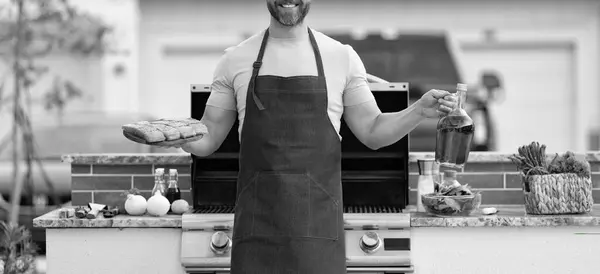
[180,0,456,273]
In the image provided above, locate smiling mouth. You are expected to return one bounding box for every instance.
[279,3,299,8]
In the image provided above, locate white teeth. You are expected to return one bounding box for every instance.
[281,4,297,8]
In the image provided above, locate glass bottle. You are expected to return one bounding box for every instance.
[151,168,166,196]
[165,169,181,204]
[441,170,460,189]
[435,83,475,169]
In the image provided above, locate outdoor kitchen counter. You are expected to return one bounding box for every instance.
[33,207,184,228]
[33,205,600,228]
[410,204,600,227]
[34,206,600,274]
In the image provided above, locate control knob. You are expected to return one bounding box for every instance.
[359,231,381,253]
[210,231,232,254]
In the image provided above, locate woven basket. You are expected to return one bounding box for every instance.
[521,173,594,215]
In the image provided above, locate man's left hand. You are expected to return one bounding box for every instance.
[416,89,457,119]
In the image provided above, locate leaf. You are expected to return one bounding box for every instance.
[63,80,81,98]
[444,198,462,212]
[121,188,141,196]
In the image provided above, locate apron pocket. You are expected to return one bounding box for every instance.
[250,171,339,240]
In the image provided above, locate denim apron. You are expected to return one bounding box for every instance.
[230,28,346,274]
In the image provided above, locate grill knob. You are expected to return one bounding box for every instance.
[359,231,381,253]
[210,231,231,254]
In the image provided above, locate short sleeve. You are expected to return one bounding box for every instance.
[343,45,375,107]
[206,52,237,111]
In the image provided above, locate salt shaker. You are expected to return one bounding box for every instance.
[416,159,440,212]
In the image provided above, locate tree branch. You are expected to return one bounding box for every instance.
[9,0,25,227]
[0,131,11,155]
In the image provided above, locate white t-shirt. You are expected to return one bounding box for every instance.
[206,28,375,140]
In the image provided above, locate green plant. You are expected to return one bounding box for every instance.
[0,222,38,274]
[548,151,591,178]
[0,0,112,226]
[507,141,549,177]
[509,142,591,179]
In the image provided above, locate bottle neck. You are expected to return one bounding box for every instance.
[454,90,465,111]
[154,174,164,185]
[168,180,178,188]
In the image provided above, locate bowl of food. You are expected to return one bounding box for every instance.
[421,182,482,217]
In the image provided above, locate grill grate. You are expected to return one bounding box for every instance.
[193,205,235,214]
[193,205,402,214]
[343,205,403,213]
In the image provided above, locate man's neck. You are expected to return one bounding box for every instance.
[268,18,308,39]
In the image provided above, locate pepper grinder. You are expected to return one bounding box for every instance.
[416,159,440,212]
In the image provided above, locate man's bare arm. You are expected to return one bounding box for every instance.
[343,101,423,150]
[343,89,455,150]
[181,106,237,157]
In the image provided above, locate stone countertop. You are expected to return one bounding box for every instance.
[410,205,600,227]
[60,151,600,165]
[35,205,600,229]
[33,207,184,228]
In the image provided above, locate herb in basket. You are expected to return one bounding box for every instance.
[547,151,591,178]
[508,141,593,215]
[507,141,549,178]
[508,141,591,179]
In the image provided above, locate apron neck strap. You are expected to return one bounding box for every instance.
[248,27,325,111]
[307,28,325,77]
[253,27,325,77]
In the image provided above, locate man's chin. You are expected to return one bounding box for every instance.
[278,20,300,27]
[275,15,303,26]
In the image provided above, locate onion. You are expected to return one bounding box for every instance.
[124,194,147,216]
[171,199,190,214]
[147,193,171,217]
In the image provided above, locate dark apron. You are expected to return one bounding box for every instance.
[230,28,346,274]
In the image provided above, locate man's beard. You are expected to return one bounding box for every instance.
[267,1,311,27]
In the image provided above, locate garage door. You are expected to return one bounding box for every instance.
[459,43,575,153]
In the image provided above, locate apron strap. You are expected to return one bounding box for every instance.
[248,29,270,111]
[308,28,325,77]
[248,27,326,110]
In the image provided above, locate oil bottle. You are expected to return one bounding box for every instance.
[435,83,475,169]
[165,169,181,204]
[151,168,166,196]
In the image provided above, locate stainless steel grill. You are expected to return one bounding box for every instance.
[183,82,413,274]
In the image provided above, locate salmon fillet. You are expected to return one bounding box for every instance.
[122,123,166,143]
[122,118,208,144]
